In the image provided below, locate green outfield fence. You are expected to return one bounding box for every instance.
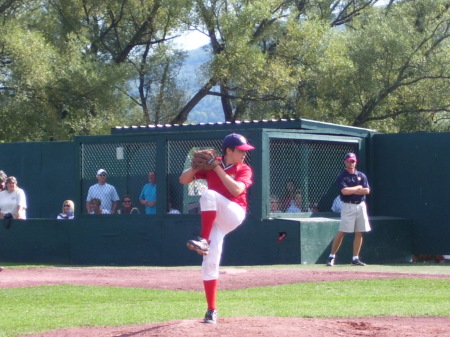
[0,119,448,266]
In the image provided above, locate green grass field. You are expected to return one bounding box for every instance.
[1,264,449,337]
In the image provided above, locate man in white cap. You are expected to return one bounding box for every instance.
[85,169,120,214]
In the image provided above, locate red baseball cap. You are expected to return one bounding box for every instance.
[344,153,357,161]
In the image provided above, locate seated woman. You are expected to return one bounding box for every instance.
[0,176,27,219]
[270,195,282,213]
[284,191,303,213]
[116,195,140,214]
[167,201,181,214]
[89,198,110,214]
[57,200,75,219]
[280,179,299,211]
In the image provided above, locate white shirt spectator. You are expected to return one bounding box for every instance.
[57,213,74,219]
[86,183,119,213]
[331,195,342,213]
[0,188,27,219]
[90,209,110,214]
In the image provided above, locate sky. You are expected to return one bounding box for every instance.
[175,30,209,51]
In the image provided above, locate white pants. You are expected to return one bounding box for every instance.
[339,201,371,233]
[200,189,246,281]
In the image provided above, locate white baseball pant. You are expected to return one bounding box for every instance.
[200,189,246,281]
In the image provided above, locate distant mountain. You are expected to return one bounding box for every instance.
[179,46,224,123]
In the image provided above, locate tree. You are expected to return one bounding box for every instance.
[39,0,192,126]
[295,0,450,131]
[0,6,133,141]
[0,0,192,141]
[173,0,449,132]
[1,0,448,140]
[172,0,385,124]
[125,44,187,124]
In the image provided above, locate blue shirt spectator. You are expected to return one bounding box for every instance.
[139,171,157,214]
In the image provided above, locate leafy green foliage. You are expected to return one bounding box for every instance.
[0,0,191,141]
[182,0,450,131]
[1,0,449,141]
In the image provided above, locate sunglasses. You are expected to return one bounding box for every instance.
[99,174,107,177]
[64,204,70,207]
[123,200,131,203]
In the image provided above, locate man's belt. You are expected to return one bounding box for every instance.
[343,200,362,204]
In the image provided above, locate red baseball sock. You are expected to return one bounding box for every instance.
[203,279,218,310]
[200,210,216,241]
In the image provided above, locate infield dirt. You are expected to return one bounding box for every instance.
[1,266,448,337]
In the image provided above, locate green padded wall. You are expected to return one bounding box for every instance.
[372,133,450,255]
[0,216,412,266]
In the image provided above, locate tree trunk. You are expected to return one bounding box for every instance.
[220,84,233,121]
[171,78,217,124]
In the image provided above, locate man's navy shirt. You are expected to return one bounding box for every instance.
[337,170,370,203]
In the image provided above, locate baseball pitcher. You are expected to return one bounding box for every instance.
[179,133,254,324]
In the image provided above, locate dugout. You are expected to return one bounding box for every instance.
[1,118,437,266]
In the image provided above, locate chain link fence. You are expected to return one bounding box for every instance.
[269,138,358,214]
[81,137,253,215]
[81,142,156,214]
[80,133,356,216]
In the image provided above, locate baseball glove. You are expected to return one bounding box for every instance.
[191,149,220,171]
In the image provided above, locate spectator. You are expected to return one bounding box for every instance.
[308,202,319,212]
[331,195,342,213]
[270,195,281,213]
[139,171,157,214]
[0,171,6,273]
[86,169,119,214]
[57,200,75,219]
[0,170,7,191]
[0,176,27,219]
[0,171,10,247]
[167,201,181,214]
[88,198,110,214]
[117,195,140,214]
[280,179,299,211]
[285,191,302,213]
